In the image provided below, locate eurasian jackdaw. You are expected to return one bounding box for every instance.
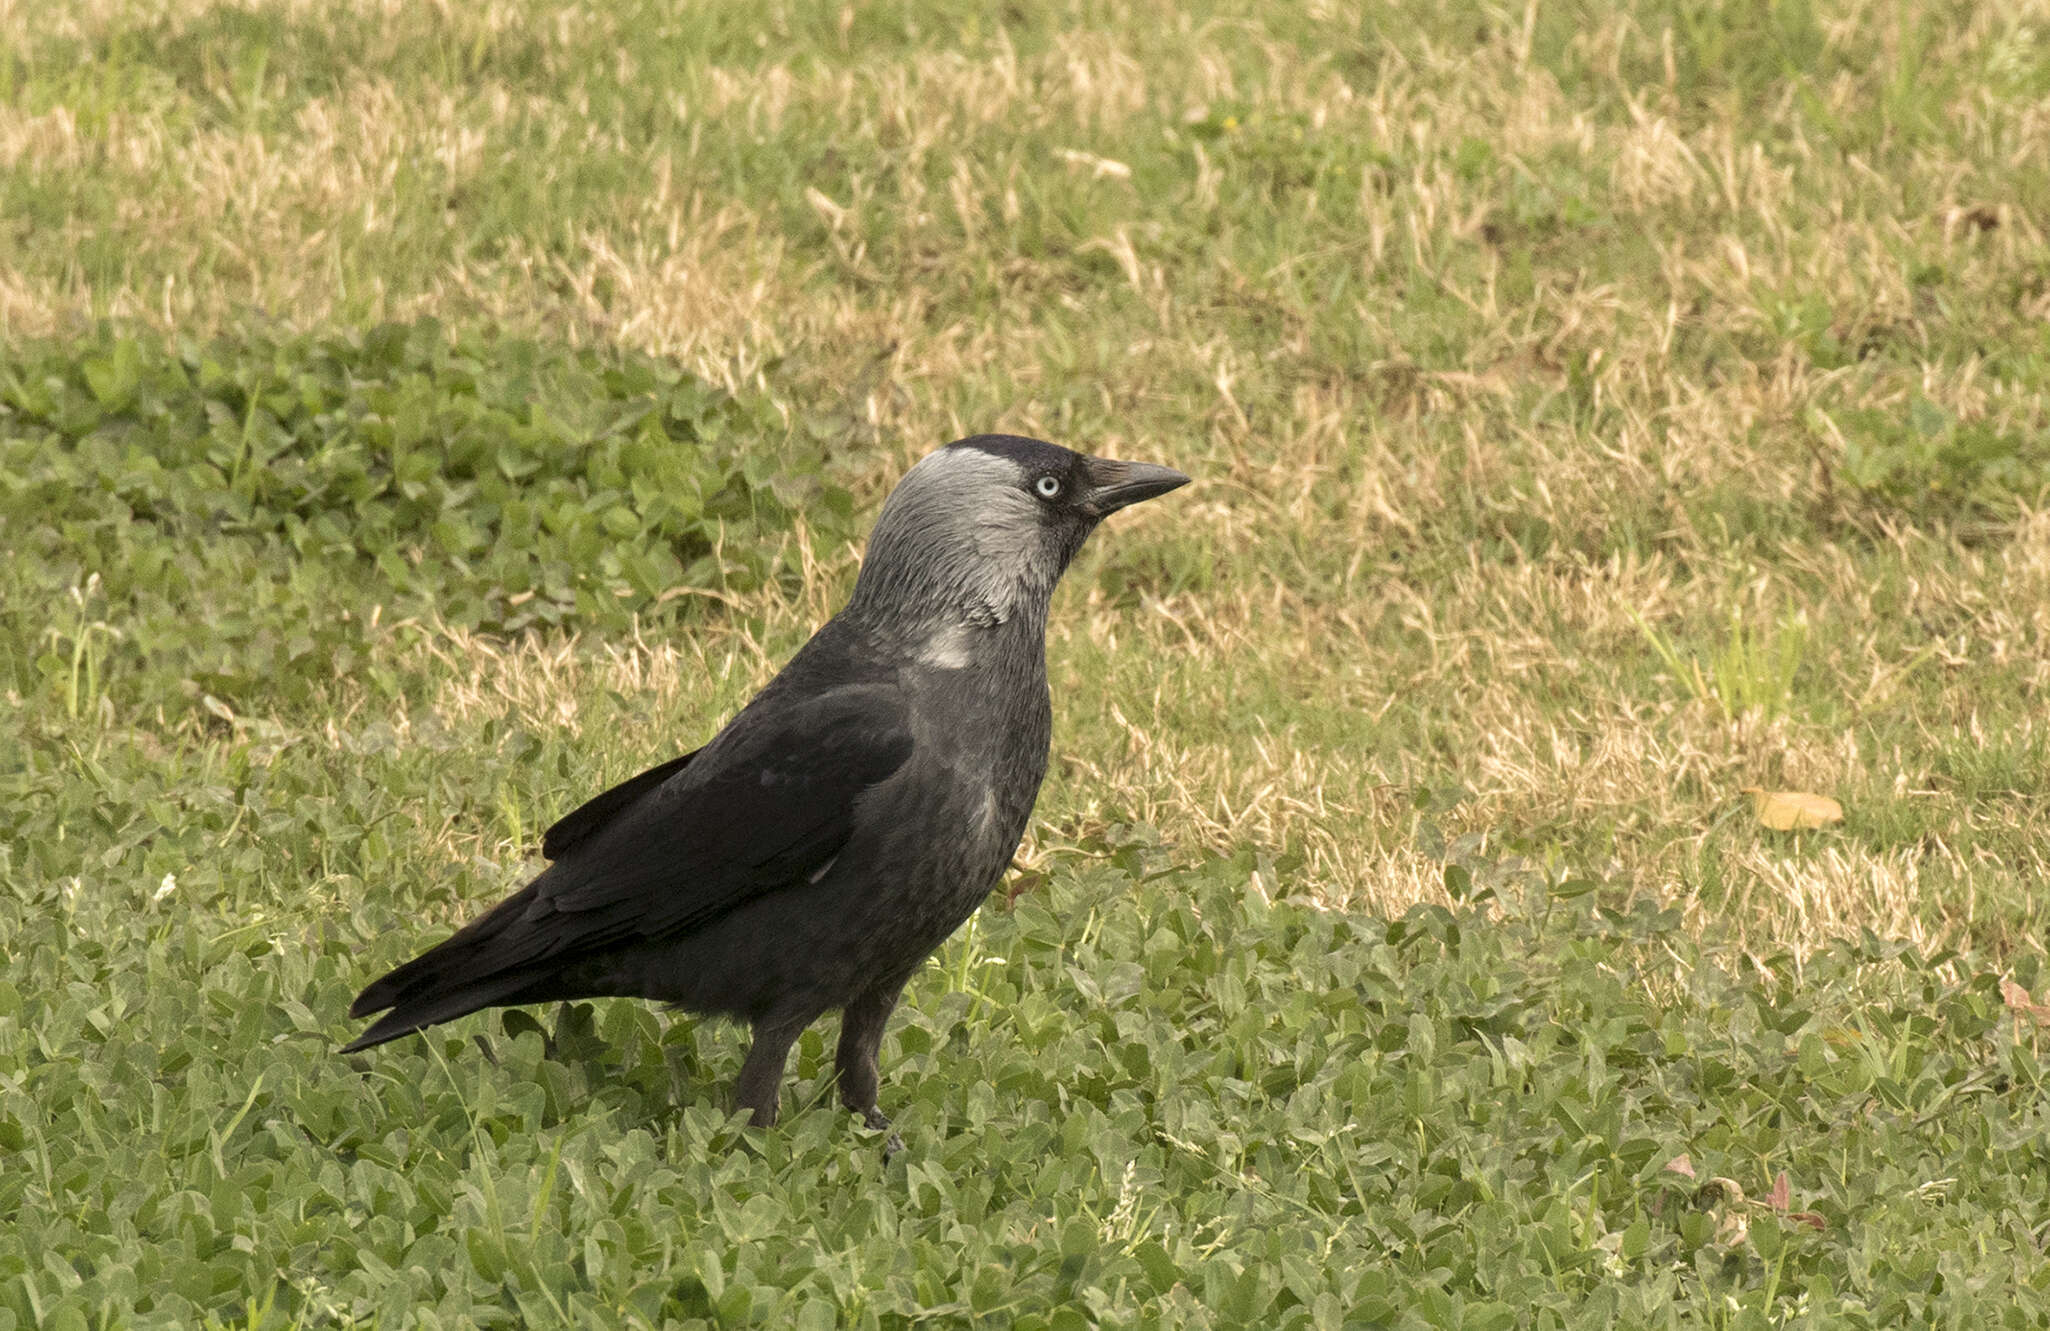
[344,435,1188,1131]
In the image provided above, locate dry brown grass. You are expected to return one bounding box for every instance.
[9,0,2048,953]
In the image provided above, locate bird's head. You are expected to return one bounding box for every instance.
[846,435,1189,635]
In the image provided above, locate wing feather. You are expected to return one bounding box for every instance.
[348,682,913,1027]
[540,748,699,860]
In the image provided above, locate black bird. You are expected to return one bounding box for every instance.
[345,435,1189,1131]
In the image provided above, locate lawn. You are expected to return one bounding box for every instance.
[4,0,2050,1325]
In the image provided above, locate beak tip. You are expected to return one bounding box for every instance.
[1089,458,1192,513]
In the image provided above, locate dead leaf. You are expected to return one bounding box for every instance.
[1744,788,1843,831]
[1004,871,1047,909]
[1665,1154,1696,1180]
[2000,978,2050,1025]
[1787,1211,1828,1232]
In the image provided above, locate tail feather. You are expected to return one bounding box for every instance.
[340,969,548,1052]
[348,879,548,1022]
[348,937,475,1020]
[345,883,560,1049]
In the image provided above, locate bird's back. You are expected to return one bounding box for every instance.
[552,609,1053,1020]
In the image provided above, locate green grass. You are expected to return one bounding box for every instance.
[6,0,2050,1325]
[12,835,2050,1328]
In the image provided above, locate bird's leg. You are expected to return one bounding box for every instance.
[835,979,907,1132]
[733,1012,811,1127]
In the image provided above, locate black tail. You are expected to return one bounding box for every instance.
[341,970,548,1052]
[343,884,557,1052]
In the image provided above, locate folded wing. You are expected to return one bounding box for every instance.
[540,748,700,860]
[345,683,913,1048]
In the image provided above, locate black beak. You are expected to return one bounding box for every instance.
[1081,457,1191,516]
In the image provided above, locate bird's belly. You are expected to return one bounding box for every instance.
[806,772,1029,967]
[609,772,1030,1020]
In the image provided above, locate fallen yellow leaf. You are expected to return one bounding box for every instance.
[1743,789,1843,831]
[2000,978,2050,1026]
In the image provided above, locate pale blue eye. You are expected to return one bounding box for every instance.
[1035,475,1062,499]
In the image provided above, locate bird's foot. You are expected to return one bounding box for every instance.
[853,1105,903,1158]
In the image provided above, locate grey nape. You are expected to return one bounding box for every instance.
[345,436,1189,1136]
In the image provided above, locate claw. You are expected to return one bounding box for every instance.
[855,1106,903,1158]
